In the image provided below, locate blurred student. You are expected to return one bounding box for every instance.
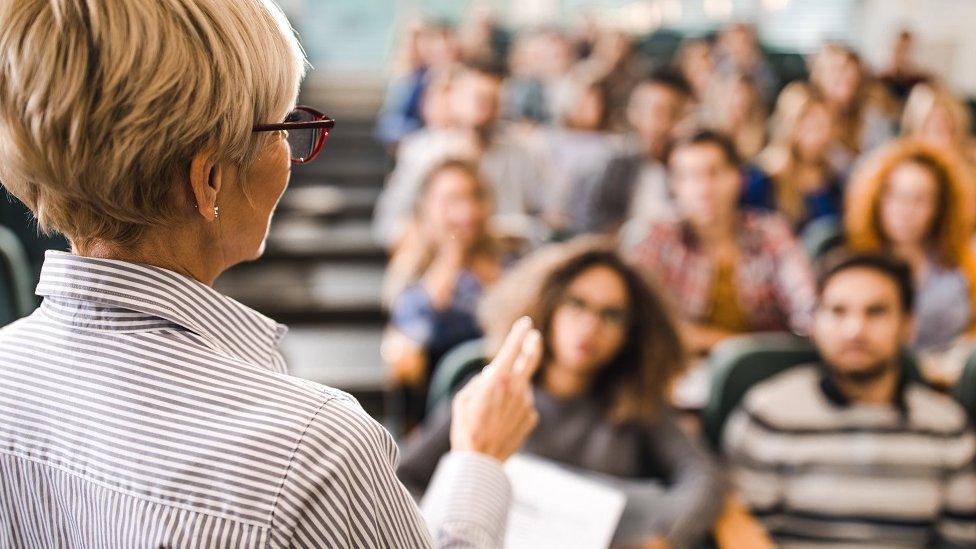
[575,71,692,234]
[713,23,776,101]
[754,82,843,231]
[375,21,459,148]
[398,238,725,547]
[457,5,508,67]
[674,38,715,104]
[373,61,552,248]
[501,28,580,125]
[724,252,976,548]
[901,82,976,166]
[382,160,511,418]
[701,70,767,160]
[575,30,654,131]
[810,44,895,166]
[501,29,550,124]
[540,77,617,232]
[627,131,815,355]
[878,29,930,103]
[845,139,976,382]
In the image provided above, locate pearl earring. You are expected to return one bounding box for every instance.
[214,206,219,219]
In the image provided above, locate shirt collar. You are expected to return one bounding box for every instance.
[36,251,288,367]
[817,361,910,413]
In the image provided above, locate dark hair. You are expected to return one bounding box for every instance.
[479,238,686,424]
[460,58,507,80]
[667,129,742,168]
[816,251,915,313]
[638,67,694,99]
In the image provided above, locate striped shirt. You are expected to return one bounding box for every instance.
[0,251,510,548]
[723,365,976,548]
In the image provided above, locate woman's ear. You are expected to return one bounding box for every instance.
[188,148,223,222]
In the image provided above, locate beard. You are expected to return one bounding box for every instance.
[827,358,895,385]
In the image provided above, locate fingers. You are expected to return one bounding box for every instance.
[506,406,540,458]
[512,329,543,384]
[485,316,533,378]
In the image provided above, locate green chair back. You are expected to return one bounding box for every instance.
[426,338,488,413]
[800,216,844,262]
[954,349,976,426]
[702,332,924,449]
[702,333,817,448]
[0,224,36,327]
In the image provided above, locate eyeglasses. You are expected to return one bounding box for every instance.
[252,105,334,164]
[560,295,629,328]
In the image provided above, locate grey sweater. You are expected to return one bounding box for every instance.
[398,388,726,547]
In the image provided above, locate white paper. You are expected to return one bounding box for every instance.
[503,454,626,549]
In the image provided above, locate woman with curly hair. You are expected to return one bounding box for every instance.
[398,238,725,547]
[845,138,976,379]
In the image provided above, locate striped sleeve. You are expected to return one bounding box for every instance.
[421,452,512,549]
[722,407,785,514]
[938,429,976,546]
[273,394,433,548]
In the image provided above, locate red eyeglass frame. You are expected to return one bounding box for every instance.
[253,105,335,164]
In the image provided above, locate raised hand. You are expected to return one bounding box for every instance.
[450,317,543,462]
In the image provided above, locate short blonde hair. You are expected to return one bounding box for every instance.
[0,0,306,245]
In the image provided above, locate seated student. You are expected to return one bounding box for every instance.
[713,23,777,102]
[846,139,976,381]
[701,70,767,161]
[398,238,725,547]
[723,252,976,548]
[809,44,895,170]
[382,159,510,418]
[374,21,459,149]
[901,82,976,167]
[674,38,715,105]
[574,70,692,234]
[754,82,844,231]
[539,77,617,233]
[627,130,816,355]
[373,60,552,248]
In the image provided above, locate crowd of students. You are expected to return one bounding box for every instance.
[373,16,976,548]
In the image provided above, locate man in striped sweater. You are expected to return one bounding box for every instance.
[724,252,976,548]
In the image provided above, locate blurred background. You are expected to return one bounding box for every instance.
[1,2,973,545]
[4,0,975,432]
[203,0,976,429]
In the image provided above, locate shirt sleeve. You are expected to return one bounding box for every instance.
[421,452,512,549]
[766,216,816,334]
[390,284,439,347]
[722,406,786,517]
[581,157,634,234]
[937,429,976,547]
[397,400,455,498]
[274,394,433,548]
[274,394,512,549]
[639,414,727,546]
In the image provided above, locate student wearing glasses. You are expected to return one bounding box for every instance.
[0,1,544,547]
[398,238,725,548]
